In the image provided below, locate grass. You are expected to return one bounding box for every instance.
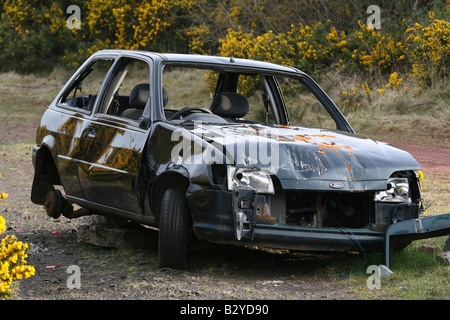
[1,69,449,299]
[319,73,450,148]
[339,238,450,299]
[0,70,73,129]
[326,170,450,299]
[422,174,450,216]
[163,67,217,110]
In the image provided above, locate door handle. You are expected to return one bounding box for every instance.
[82,126,97,138]
[87,126,97,137]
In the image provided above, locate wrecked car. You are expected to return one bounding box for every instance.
[31,50,450,269]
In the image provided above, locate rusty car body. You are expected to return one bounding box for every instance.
[31,50,450,269]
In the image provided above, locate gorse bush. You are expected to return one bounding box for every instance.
[406,13,450,89]
[0,177,35,300]
[0,0,448,90]
[0,230,36,299]
[0,0,77,73]
[216,20,408,77]
[217,13,448,86]
[62,0,190,66]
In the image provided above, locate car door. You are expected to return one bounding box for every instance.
[77,56,152,214]
[54,56,116,200]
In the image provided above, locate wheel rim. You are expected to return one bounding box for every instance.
[44,190,62,219]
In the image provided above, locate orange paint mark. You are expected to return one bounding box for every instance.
[348,152,355,156]
[317,143,342,150]
[317,149,326,154]
[292,135,311,141]
[256,213,276,222]
[311,134,336,138]
[317,144,333,149]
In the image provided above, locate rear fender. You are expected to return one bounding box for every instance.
[31,144,60,205]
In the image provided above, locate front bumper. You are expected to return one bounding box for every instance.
[189,186,450,269]
[384,212,450,268]
[194,213,450,269]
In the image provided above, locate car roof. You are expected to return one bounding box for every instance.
[94,49,304,76]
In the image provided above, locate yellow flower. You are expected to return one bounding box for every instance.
[362,83,371,96]
[417,170,425,191]
[0,216,5,234]
[0,218,35,299]
[389,72,398,83]
[418,170,424,182]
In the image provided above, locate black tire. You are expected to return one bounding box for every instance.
[158,188,190,269]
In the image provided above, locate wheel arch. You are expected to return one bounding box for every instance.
[150,168,190,222]
[31,144,60,205]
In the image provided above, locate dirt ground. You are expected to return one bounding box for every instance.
[0,120,449,303]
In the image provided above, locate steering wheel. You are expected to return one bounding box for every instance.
[168,107,212,120]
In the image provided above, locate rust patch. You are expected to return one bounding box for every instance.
[347,164,355,182]
[256,213,277,222]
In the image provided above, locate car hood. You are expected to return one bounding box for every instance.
[187,123,421,191]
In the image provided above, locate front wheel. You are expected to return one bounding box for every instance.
[158,188,190,269]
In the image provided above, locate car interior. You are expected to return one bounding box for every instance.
[58,59,335,130]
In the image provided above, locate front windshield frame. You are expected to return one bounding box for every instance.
[159,61,354,133]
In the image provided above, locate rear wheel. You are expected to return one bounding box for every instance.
[158,188,190,269]
[44,189,72,219]
[44,189,63,219]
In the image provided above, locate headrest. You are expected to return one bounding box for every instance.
[210,92,249,118]
[129,83,150,109]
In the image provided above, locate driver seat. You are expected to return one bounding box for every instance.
[210,92,249,120]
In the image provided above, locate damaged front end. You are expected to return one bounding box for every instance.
[180,123,450,269]
[224,164,449,268]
